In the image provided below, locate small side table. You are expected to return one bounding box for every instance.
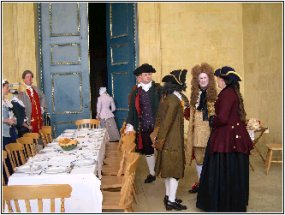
[248,127,268,171]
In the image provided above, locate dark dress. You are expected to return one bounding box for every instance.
[196,86,253,212]
[11,100,30,137]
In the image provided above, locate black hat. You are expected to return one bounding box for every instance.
[214,66,242,82]
[133,63,156,76]
[162,69,187,86]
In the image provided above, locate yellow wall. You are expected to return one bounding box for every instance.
[138,2,282,147]
[243,3,282,152]
[138,3,245,132]
[138,3,245,95]
[3,3,37,88]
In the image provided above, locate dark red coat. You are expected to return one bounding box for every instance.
[209,86,253,155]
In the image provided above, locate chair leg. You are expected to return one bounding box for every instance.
[266,149,273,175]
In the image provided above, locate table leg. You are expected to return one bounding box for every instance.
[254,145,266,162]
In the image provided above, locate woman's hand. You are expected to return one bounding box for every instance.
[4,118,16,125]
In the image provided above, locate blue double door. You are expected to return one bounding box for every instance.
[39,3,137,136]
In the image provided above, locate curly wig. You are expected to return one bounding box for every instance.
[190,63,217,107]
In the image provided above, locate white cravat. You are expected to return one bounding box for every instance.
[140,82,152,92]
[25,84,34,97]
[173,91,182,101]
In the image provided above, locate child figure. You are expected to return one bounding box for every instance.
[96,87,120,141]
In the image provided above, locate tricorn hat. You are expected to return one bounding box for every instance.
[133,63,156,76]
[214,66,242,82]
[162,69,187,86]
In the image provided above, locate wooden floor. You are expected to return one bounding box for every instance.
[132,150,283,212]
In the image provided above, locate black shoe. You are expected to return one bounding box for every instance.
[165,200,187,211]
[188,182,199,193]
[144,174,156,183]
[164,195,182,207]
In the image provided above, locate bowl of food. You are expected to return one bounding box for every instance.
[58,138,78,151]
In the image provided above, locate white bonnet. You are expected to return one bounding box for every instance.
[99,87,107,95]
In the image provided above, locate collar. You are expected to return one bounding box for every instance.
[173,91,182,101]
[140,82,152,92]
[11,96,25,107]
[3,98,13,108]
[24,83,33,90]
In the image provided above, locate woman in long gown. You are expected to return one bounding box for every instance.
[196,66,253,212]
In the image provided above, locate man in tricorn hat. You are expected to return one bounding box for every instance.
[152,69,188,211]
[125,63,161,183]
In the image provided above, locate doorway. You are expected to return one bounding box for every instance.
[88,3,107,119]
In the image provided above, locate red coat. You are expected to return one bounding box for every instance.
[209,86,253,155]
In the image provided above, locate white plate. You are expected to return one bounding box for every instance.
[73,159,95,167]
[45,166,67,174]
[15,165,42,173]
[60,133,75,137]
[46,142,58,147]
[64,129,76,133]
[41,147,56,153]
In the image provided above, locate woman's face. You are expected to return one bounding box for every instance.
[216,77,226,89]
[2,83,9,96]
[198,73,209,89]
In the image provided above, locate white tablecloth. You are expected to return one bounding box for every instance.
[7,128,109,213]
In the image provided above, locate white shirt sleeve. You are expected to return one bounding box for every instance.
[125,123,134,133]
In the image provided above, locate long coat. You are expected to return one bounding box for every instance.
[18,85,46,125]
[209,86,253,154]
[154,94,185,179]
[126,82,161,152]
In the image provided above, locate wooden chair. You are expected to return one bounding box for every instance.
[3,184,72,212]
[105,131,135,159]
[265,143,282,175]
[102,152,139,212]
[2,151,11,185]
[102,134,136,176]
[5,143,27,170]
[101,152,139,191]
[39,126,53,147]
[16,137,37,157]
[23,133,40,147]
[75,119,100,129]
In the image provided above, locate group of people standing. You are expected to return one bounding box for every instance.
[125,63,253,212]
[2,70,46,150]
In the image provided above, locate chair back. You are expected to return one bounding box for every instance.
[23,133,40,145]
[119,152,140,208]
[16,137,37,157]
[3,184,72,212]
[2,151,10,185]
[5,143,26,169]
[75,119,100,129]
[39,126,52,146]
[116,133,136,176]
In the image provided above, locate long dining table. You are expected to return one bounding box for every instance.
[7,128,109,213]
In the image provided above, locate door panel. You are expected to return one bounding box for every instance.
[40,3,90,137]
[106,3,137,128]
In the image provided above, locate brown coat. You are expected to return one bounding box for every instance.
[154,94,185,179]
[185,107,211,165]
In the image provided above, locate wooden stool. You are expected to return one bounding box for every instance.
[265,143,282,175]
